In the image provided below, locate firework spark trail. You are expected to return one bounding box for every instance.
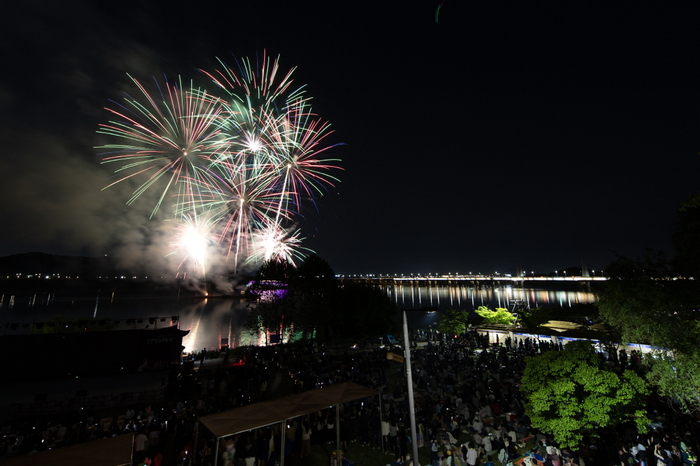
[201,54,342,268]
[200,52,300,116]
[271,110,343,215]
[98,53,342,275]
[98,76,224,218]
[210,69,343,227]
[196,156,290,268]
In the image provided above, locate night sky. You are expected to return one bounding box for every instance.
[1,0,699,276]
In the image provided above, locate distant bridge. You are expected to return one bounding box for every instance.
[339,275,607,285]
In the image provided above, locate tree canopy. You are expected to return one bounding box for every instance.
[596,251,698,353]
[645,352,700,414]
[517,306,552,330]
[672,194,700,278]
[334,281,397,338]
[520,340,650,448]
[291,255,340,340]
[436,309,469,336]
[474,305,516,325]
[595,196,700,414]
[246,256,397,342]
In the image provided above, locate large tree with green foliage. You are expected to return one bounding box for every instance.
[475,305,516,325]
[596,251,697,352]
[245,259,298,342]
[596,196,700,413]
[596,255,700,414]
[517,306,552,329]
[436,309,469,336]
[246,256,397,342]
[521,340,650,448]
[645,352,700,414]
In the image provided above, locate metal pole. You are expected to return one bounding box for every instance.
[403,310,420,466]
[379,391,384,453]
[193,421,199,466]
[93,289,101,319]
[336,404,341,463]
[280,420,287,466]
[214,436,220,466]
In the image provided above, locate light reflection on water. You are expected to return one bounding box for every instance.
[0,294,253,354]
[155,298,256,354]
[1,283,595,352]
[386,283,596,312]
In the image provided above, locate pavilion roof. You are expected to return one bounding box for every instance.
[199,381,377,439]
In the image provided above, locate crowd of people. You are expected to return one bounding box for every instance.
[1,329,698,466]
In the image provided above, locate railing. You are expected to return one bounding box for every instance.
[340,275,607,282]
[0,316,180,335]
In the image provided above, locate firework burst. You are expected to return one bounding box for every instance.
[97,75,225,218]
[248,223,312,266]
[98,53,342,275]
[168,212,218,276]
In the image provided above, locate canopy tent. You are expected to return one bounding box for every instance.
[199,381,378,466]
[0,433,133,466]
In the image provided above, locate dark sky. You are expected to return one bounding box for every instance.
[1,0,699,276]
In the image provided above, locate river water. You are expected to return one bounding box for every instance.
[0,281,595,353]
[386,281,596,311]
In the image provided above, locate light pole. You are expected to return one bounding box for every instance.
[402,309,420,466]
[93,289,101,319]
[402,307,437,466]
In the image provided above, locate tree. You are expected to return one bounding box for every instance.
[335,282,397,339]
[253,258,295,282]
[672,194,700,278]
[520,340,650,449]
[436,309,469,336]
[245,259,297,343]
[244,299,288,344]
[245,255,398,343]
[518,306,552,329]
[595,251,697,353]
[645,352,700,414]
[293,255,340,340]
[474,306,516,325]
[595,196,700,414]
